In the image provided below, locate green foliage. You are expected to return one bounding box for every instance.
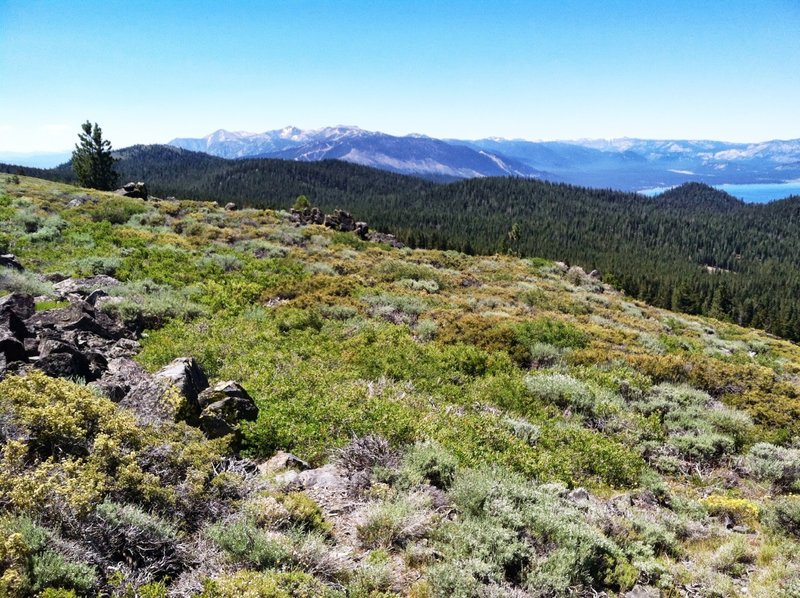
[89,197,147,225]
[0,514,96,597]
[515,317,588,349]
[71,121,118,190]
[746,442,800,492]
[436,467,637,596]
[199,570,340,598]
[766,497,800,538]
[398,442,457,489]
[207,519,290,569]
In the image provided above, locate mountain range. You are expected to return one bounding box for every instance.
[169,126,800,189]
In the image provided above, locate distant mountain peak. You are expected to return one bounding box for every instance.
[167,127,800,189]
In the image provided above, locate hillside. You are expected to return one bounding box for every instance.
[7,147,800,341]
[2,174,800,596]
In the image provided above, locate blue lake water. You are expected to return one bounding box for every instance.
[639,181,800,203]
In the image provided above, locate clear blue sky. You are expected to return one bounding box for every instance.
[1,0,799,152]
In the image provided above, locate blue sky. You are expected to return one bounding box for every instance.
[1,0,799,152]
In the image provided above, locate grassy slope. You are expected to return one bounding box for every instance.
[2,175,800,596]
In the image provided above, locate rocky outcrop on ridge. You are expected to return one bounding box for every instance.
[0,279,258,445]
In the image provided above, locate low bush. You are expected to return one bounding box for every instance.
[701,495,760,526]
[207,519,290,569]
[0,514,96,597]
[399,441,458,489]
[746,443,800,492]
[198,570,340,598]
[357,491,435,549]
[766,497,800,538]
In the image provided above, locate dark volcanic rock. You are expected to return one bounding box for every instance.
[35,351,93,380]
[156,357,209,415]
[0,293,35,320]
[197,380,259,441]
[116,181,148,199]
[323,209,356,232]
[290,207,325,226]
[0,334,27,363]
[0,254,24,271]
[27,300,126,340]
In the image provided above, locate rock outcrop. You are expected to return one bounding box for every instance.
[0,254,24,271]
[197,380,259,442]
[115,181,148,200]
[0,282,258,447]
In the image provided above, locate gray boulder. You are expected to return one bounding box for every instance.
[121,357,209,426]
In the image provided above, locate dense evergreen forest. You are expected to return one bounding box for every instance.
[4,146,800,340]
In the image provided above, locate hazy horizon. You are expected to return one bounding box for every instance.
[1,0,799,153]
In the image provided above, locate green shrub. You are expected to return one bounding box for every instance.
[102,279,208,328]
[0,267,55,296]
[72,255,121,276]
[357,491,435,549]
[766,497,800,538]
[399,441,458,490]
[746,443,800,492]
[199,570,340,598]
[440,467,636,595]
[207,519,290,569]
[90,198,148,224]
[0,514,96,597]
[524,372,609,417]
[515,318,588,349]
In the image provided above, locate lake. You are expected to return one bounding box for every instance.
[639,181,800,203]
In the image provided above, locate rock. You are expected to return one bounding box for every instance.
[224,202,237,211]
[156,357,209,414]
[86,289,108,306]
[367,231,404,248]
[35,351,93,380]
[567,487,590,502]
[323,209,356,232]
[0,335,27,363]
[1,311,30,342]
[116,181,148,199]
[0,254,23,271]
[67,194,94,208]
[258,451,310,475]
[27,301,127,341]
[53,275,120,298]
[92,357,146,402]
[118,357,209,426]
[290,207,325,226]
[589,269,601,279]
[0,293,35,320]
[197,380,259,441]
[296,464,347,491]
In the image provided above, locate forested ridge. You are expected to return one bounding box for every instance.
[3,146,800,340]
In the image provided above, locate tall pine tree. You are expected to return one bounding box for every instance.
[72,121,118,190]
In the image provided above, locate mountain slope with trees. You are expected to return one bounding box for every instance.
[3,146,800,340]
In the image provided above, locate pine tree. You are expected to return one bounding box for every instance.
[72,121,118,190]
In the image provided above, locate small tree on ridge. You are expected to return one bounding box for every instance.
[72,121,118,190]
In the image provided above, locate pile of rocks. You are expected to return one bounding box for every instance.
[289,206,404,246]
[0,263,257,446]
